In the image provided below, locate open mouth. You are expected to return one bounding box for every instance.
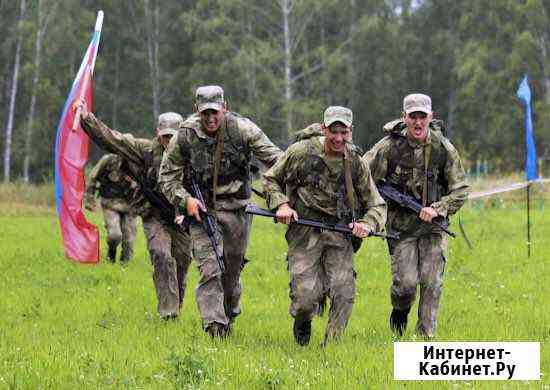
[413,127,424,136]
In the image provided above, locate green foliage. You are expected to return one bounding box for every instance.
[0,0,549,179]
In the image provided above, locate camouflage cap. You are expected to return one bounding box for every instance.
[195,85,225,112]
[403,93,432,114]
[323,106,352,127]
[157,112,184,136]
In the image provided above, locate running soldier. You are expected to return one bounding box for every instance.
[85,153,137,264]
[364,93,469,338]
[74,100,192,319]
[159,85,282,337]
[263,106,387,346]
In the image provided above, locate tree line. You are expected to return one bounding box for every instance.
[0,0,549,183]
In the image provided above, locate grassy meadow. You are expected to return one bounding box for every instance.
[0,182,549,389]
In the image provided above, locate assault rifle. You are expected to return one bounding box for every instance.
[190,177,225,273]
[119,160,186,235]
[377,183,456,238]
[245,204,399,240]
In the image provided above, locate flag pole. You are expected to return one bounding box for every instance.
[71,65,92,131]
[527,182,531,258]
[516,74,538,259]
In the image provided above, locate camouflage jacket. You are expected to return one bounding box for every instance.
[85,154,137,212]
[159,112,282,212]
[82,113,167,218]
[263,135,387,233]
[364,119,469,235]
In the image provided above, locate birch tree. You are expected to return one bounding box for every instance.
[3,0,26,183]
[23,0,57,182]
[144,0,161,121]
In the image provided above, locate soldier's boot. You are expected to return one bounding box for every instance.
[160,312,178,321]
[119,246,132,265]
[390,308,410,336]
[206,322,229,338]
[224,300,241,324]
[293,318,312,346]
[107,244,117,263]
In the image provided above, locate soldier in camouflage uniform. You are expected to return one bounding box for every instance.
[74,100,192,319]
[85,153,138,263]
[159,85,282,337]
[263,106,387,346]
[364,94,469,338]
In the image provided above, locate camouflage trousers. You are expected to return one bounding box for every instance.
[388,233,447,337]
[102,206,137,262]
[142,216,192,318]
[286,224,356,343]
[189,208,251,329]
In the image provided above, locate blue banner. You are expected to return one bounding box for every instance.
[516,75,538,181]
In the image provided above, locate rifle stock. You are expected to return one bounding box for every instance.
[119,160,186,235]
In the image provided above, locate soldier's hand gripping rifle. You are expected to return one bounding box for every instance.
[245,204,399,240]
[190,177,225,273]
[377,183,456,238]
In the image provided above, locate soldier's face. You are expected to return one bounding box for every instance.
[323,122,352,155]
[200,108,225,134]
[404,111,432,141]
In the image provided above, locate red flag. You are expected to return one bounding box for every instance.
[54,11,103,263]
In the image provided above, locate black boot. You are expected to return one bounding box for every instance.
[107,244,117,263]
[120,245,132,265]
[119,251,131,265]
[293,319,312,346]
[206,322,229,338]
[390,308,410,336]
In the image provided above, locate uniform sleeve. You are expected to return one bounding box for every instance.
[84,154,110,205]
[158,131,192,214]
[262,146,297,210]
[430,140,469,217]
[81,113,148,166]
[363,136,391,183]
[242,119,283,168]
[356,158,387,232]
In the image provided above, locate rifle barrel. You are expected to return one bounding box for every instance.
[191,178,225,273]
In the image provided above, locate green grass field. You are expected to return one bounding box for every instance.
[0,185,548,389]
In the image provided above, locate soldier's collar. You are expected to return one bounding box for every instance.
[195,126,209,139]
[315,136,325,151]
[151,137,164,153]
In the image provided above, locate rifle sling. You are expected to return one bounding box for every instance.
[343,145,357,220]
[422,142,432,207]
[212,117,225,213]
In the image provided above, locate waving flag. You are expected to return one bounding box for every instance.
[516,75,538,181]
[54,11,104,263]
